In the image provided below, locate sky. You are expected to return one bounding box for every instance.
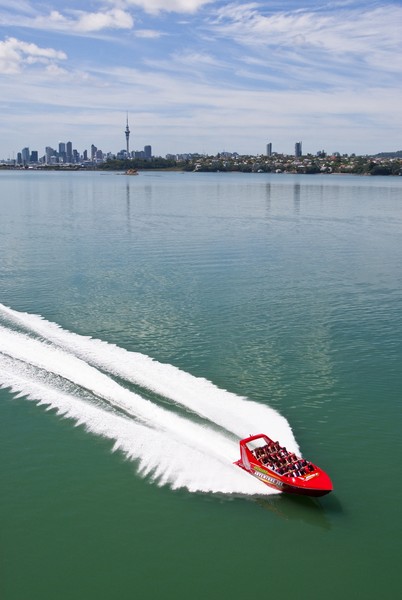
[0,0,401,158]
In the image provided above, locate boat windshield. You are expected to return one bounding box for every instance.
[246,438,267,452]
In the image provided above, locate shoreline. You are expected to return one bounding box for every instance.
[1,165,400,177]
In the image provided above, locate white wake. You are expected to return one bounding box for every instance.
[0,304,299,495]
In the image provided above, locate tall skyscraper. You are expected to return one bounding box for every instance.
[266,142,272,157]
[58,142,66,163]
[66,141,73,163]
[144,145,152,159]
[295,141,302,157]
[22,147,30,164]
[125,114,130,156]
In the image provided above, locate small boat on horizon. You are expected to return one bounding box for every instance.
[125,168,139,175]
[235,433,332,497]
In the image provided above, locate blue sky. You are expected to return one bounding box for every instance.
[1,0,401,158]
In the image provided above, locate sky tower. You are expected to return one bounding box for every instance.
[125,114,130,156]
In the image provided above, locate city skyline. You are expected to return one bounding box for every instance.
[6,127,402,165]
[1,1,402,159]
[11,124,154,165]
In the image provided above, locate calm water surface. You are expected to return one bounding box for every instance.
[1,170,401,599]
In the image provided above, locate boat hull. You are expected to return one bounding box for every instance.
[236,460,331,497]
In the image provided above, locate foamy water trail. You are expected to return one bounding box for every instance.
[0,303,298,452]
[0,355,265,493]
[0,304,299,495]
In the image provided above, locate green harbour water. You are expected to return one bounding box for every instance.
[1,170,401,599]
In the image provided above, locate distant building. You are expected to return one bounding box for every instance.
[295,141,302,157]
[22,147,30,164]
[45,146,56,164]
[266,142,272,157]
[66,141,73,163]
[144,145,152,159]
[30,150,38,163]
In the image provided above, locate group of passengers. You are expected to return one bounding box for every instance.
[254,441,315,479]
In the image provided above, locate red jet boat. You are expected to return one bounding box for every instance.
[235,434,332,497]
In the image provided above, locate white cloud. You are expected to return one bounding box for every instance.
[122,0,213,15]
[0,37,67,74]
[0,6,134,34]
[45,63,69,77]
[135,29,164,38]
[0,0,34,13]
[74,8,134,32]
[141,50,228,84]
[211,3,402,74]
[210,2,402,89]
[31,8,134,33]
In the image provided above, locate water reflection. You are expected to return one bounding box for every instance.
[293,183,301,214]
[126,181,131,229]
[264,182,271,217]
[254,492,342,530]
